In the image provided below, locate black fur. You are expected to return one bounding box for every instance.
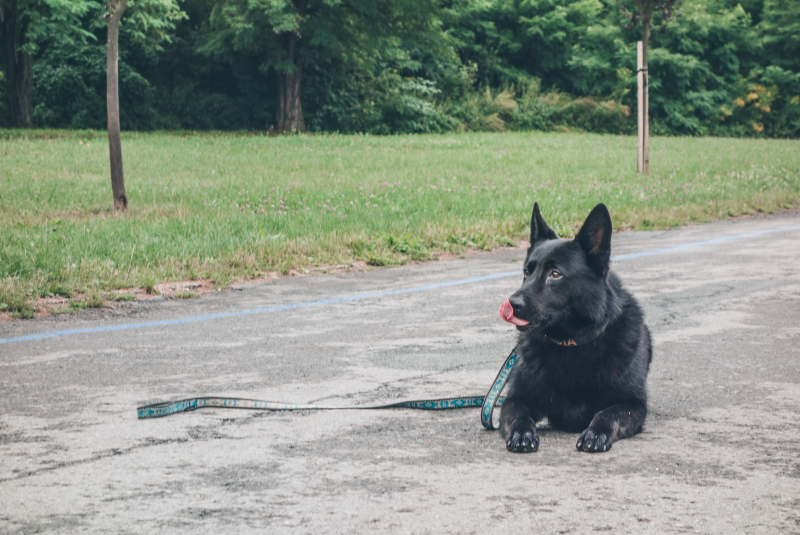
[500,202,652,453]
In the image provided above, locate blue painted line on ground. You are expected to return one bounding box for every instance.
[2,225,799,346]
[0,272,519,345]
[610,225,800,261]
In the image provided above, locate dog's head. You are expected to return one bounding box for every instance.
[499,202,613,334]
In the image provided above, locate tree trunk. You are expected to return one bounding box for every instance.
[1,0,34,128]
[274,31,306,133]
[273,0,306,133]
[642,19,650,175]
[107,0,128,212]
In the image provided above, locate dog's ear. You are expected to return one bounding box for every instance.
[575,203,612,277]
[530,202,558,248]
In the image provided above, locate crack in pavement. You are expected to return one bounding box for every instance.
[0,436,192,484]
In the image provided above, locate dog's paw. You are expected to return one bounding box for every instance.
[576,427,613,453]
[506,429,539,453]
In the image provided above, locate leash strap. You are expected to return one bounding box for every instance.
[480,346,517,430]
[137,346,519,431]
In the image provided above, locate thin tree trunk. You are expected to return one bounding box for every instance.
[642,20,650,176]
[274,31,306,132]
[107,0,128,212]
[1,0,34,128]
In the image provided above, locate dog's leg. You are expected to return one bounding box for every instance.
[500,398,540,453]
[576,402,647,453]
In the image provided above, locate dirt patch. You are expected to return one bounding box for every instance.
[152,280,215,297]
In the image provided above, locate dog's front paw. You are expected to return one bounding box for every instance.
[506,429,539,453]
[576,427,612,453]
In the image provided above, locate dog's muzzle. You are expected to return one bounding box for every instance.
[500,299,530,327]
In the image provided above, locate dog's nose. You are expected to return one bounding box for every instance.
[509,295,525,314]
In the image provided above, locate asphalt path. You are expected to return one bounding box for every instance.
[2,211,800,534]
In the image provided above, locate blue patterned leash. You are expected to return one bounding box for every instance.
[137,346,518,430]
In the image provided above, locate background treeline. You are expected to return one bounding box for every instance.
[1,0,798,137]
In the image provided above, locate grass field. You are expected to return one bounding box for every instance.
[1,130,799,318]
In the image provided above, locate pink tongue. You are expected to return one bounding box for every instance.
[500,299,530,326]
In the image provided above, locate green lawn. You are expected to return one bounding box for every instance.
[2,130,799,318]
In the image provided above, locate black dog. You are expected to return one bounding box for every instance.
[498,202,651,453]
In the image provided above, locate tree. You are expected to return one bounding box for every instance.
[620,0,681,174]
[0,0,97,128]
[759,0,800,73]
[274,0,305,132]
[200,0,440,133]
[200,0,310,132]
[1,0,33,127]
[509,0,605,91]
[103,0,184,212]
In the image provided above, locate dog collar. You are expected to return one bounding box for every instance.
[542,320,610,347]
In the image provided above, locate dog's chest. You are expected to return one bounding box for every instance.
[521,349,607,400]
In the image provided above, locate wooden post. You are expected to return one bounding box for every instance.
[637,41,644,175]
[643,30,650,176]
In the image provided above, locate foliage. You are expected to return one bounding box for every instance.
[5,0,100,58]
[24,0,187,129]
[120,0,186,52]
[1,0,798,137]
[758,0,800,73]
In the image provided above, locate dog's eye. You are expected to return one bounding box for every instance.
[523,270,530,278]
[549,270,563,279]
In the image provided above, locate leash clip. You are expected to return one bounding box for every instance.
[184,400,198,412]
